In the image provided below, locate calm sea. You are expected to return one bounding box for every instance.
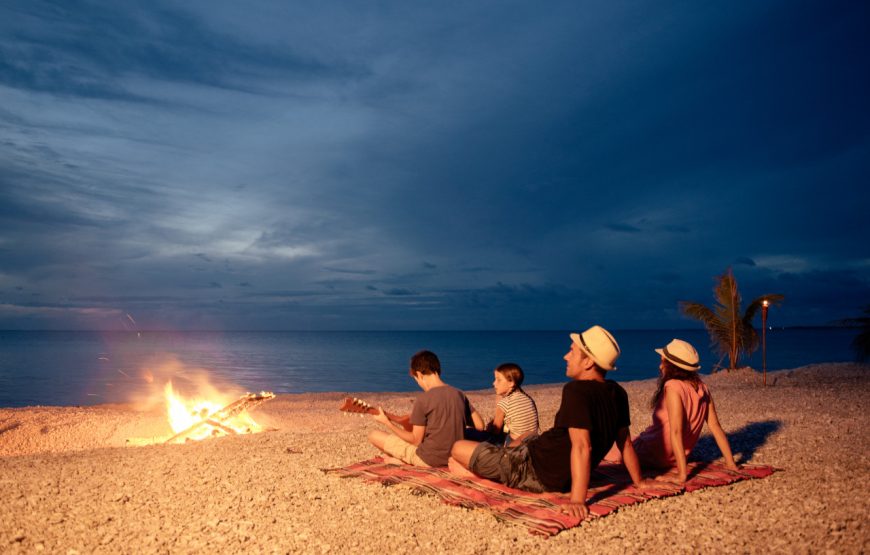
[0,328,859,408]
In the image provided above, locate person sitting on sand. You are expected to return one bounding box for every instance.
[485,362,539,446]
[606,339,738,483]
[368,349,484,467]
[450,325,655,520]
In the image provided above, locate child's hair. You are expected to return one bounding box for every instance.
[409,350,441,376]
[650,358,702,409]
[495,362,524,391]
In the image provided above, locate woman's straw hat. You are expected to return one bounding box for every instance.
[655,339,701,371]
[570,325,620,371]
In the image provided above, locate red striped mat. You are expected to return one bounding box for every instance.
[323,458,779,536]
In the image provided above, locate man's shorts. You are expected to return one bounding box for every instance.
[468,441,546,493]
[382,434,430,467]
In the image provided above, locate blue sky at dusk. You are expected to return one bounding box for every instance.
[1,1,868,331]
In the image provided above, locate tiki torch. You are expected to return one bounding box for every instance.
[762,299,769,386]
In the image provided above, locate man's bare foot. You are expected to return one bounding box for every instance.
[447,456,477,477]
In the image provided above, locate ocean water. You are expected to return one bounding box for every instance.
[0,328,859,408]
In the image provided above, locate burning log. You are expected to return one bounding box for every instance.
[164,391,276,444]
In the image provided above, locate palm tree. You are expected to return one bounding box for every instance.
[838,305,870,362]
[679,268,784,371]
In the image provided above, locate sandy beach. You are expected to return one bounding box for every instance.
[1,362,867,553]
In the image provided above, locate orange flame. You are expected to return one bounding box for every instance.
[163,381,265,441]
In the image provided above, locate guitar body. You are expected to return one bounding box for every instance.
[339,397,413,432]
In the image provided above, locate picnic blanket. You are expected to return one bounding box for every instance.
[323,458,779,536]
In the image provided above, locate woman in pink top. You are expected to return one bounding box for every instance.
[632,339,738,483]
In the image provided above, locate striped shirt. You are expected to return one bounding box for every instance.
[497,389,540,440]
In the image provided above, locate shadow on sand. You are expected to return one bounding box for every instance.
[690,419,782,464]
[0,420,21,436]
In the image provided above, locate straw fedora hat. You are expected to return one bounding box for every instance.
[655,339,701,371]
[570,325,620,371]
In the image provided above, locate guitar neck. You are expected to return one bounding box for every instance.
[340,397,413,432]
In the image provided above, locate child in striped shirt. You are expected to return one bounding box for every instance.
[488,363,539,446]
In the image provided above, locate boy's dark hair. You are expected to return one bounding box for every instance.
[495,362,524,389]
[410,350,441,376]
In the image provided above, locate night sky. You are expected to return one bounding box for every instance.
[1,1,868,331]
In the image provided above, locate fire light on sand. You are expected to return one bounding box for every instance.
[127,381,275,446]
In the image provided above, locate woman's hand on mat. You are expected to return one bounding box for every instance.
[562,500,588,520]
[634,478,664,490]
[655,474,686,486]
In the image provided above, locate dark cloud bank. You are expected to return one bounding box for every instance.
[0,1,868,330]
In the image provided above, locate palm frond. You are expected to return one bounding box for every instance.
[742,294,784,354]
[679,268,784,371]
[744,294,785,322]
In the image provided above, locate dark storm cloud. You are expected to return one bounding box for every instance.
[323,267,377,276]
[383,288,415,297]
[606,223,643,234]
[0,0,359,101]
[0,0,868,330]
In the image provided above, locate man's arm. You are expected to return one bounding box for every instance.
[375,408,424,445]
[564,427,592,520]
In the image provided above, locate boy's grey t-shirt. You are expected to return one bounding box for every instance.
[410,384,474,467]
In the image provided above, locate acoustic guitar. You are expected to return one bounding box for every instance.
[339,397,413,432]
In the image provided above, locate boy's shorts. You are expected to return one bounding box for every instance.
[382,434,430,467]
[468,442,546,493]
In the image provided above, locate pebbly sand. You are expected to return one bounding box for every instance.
[1,363,868,554]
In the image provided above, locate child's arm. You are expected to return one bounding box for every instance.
[705,394,738,470]
[665,385,689,483]
[470,410,485,431]
[486,406,506,434]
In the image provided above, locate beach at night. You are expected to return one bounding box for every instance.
[2,1,868,552]
[2,363,867,553]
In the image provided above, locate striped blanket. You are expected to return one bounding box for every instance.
[323,458,779,536]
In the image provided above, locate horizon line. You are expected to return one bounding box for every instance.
[0,325,854,333]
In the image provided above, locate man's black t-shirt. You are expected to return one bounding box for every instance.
[527,379,630,492]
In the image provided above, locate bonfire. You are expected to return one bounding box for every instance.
[127,382,275,446]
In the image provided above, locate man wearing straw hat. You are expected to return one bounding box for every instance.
[450,325,653,520]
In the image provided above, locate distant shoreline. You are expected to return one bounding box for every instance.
[0,325,861,333]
